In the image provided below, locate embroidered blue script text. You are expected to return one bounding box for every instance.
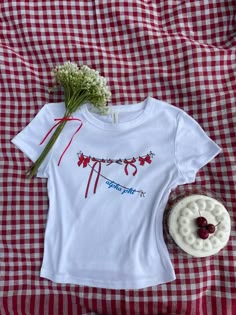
[106,180,136,195]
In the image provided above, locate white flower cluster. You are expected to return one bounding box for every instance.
[53,62,111,114]
[27,62,111,178]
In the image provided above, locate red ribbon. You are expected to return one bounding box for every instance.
[85,160,102,198]
[40,117,83,166]
[124,158,137,176]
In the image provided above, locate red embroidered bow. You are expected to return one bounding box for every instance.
[124,158,137,176]
[139,154,152,166]
[78,154,91,167]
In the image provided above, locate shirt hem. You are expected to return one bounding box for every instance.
[40,268,176,290]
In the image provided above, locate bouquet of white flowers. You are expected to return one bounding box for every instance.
[27,62,111,178]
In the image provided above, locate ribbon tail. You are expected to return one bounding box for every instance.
[124,164,129,175]
[40,117,83,166]
[58,121,83,166]
[85,161,101,198]
[93,162,102,194]
[124,163,137,176]
[39,120,62,145]
[85,161,97,198]
[132,164,138,176]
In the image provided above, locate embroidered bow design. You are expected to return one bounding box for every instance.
[78,153,91,168]
[77,151,155,198]
[139,154,152,166]
[124,158,138,176]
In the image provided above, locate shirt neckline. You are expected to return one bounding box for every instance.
[80,97,153,130]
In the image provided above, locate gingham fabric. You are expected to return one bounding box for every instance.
[1,1,235,314]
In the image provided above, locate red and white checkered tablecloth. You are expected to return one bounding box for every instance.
[1,1,235,314]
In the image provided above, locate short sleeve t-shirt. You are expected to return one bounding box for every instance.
[12,97,222,289]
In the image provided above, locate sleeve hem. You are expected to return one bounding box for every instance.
[186,145,222,183]
[11,136,38,163]
[11,135,49,178]
[174,111,222,184]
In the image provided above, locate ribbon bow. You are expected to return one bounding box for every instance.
[78,154,91,168]
[124,158,137,176]
[40,117,83,166]
[139,154,152,166]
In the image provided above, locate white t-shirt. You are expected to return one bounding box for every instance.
[12,97,222,289]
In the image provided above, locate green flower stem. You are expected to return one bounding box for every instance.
[26,110,71,178]
[27,93,89,178]
[67,91,87,111]
[67,93,89,113]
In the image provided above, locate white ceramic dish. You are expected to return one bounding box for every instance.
[168,194,231,257]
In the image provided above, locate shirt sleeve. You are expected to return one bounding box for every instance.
[11,103,61,178]
[175,111,222,184]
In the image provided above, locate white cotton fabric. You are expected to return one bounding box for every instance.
[11,97,222,289]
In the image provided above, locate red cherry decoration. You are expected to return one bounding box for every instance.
[195,211,221,239]
[206,224,215,234]
[196,216,208,227]
[197,228,209,239]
